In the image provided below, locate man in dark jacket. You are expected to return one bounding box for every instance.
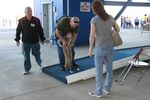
[14,7,45,75]
[55,16,80,71]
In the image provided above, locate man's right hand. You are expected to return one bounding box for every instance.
[16,42,20,46]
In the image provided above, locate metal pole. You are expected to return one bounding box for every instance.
[114,0,132,20]
[67,0,69,16]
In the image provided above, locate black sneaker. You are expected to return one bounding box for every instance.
[60,66,65,71]
[23,71,30,75]
[73,63,80,70]
[73,63,79,67]
[38,64,43,70]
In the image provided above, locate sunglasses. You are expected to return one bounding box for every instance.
[74,21,80,23]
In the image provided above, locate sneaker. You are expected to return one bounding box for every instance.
[73,63,79,67]
[73,63,80,70]
[69,69,74,74]
[60,66,65,71]
[38,64,43,70]
[88,91,103,98]
[23,71,30,75]
[103,90,110,95]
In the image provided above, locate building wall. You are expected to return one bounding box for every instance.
[54,0,94,45]
[34,0,94,45]
[68,0,94,45]
[33,0,64,28]
[54,0,64,19]
[33,0,42,21]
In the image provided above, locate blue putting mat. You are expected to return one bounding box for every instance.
[42,48,141,84]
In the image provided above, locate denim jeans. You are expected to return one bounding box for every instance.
[56,40,75,67]
[22,42,42,71]
[94,45,113,95]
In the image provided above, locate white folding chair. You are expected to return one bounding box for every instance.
[115,47,150,86]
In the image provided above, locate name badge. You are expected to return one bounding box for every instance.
[31,23,35,27]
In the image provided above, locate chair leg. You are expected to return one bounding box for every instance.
[136,66,148,86]
[115,59,138,85]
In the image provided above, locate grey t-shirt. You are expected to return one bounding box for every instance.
[90,15,114,47]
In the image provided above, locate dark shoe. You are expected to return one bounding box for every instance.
[23,71,30,75]
[60,66,65,71]
[38,64,43,70]
[73,63,79,67]
[69,69,74,73]
[73,63,80,70]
